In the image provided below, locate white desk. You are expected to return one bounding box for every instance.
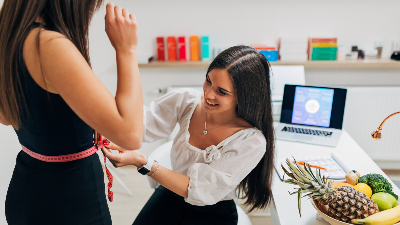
[270,130,400,225]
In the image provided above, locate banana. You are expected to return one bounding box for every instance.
[352,205,400,225]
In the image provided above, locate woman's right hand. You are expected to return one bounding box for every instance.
[105,2,138,52]
[101,141,148,168]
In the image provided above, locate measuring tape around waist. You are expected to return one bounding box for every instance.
[21,139,114,202]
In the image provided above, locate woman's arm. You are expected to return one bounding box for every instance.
[102,131,267,205]
[101,143,190,198]
[147,160,190,198]
[38,3,142,150]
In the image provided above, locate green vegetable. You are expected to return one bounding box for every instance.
[358,173,398,200]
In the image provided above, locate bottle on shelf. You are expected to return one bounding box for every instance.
[167,36,177,61]
[178,36,186,61]
[190,36,199,61]
[201,36,210,61]
[351,46,358,60]
[156,37,165,61]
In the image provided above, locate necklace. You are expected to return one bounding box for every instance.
[203,112,235,135]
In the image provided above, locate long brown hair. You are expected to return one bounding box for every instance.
[0,0,104,129]
[207,45,275,212]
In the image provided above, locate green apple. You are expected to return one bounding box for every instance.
[371,192,398,211]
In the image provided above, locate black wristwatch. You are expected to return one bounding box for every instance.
[137,156,154,175]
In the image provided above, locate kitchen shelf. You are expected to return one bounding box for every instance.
[138,59,400,69]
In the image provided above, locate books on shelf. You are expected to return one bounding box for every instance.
[252,45,278,61]
[309,38,338,61]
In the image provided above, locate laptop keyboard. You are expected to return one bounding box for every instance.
[281,126,333,137]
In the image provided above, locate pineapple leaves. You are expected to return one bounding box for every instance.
[281,157,331,217]
[315,168,324,186]
[285,159,312,184]
[296,162,313,180]
[283,179,298,185]
[306,164,318,182]
[281,165,296,180]
[298,191,302,217]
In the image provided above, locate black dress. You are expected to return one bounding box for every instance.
[5,23,112,225]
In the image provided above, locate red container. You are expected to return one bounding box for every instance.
[311,38,337,43]
[178,36,186,61]
[167,36,177,61]
[157,37,165,61]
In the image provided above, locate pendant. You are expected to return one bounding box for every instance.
[203,130,208,135]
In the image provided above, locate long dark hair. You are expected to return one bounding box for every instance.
[0,0,103,128]
[207,45,275,212]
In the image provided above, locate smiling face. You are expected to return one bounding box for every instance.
[202,68,238,114]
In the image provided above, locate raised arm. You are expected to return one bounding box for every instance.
[38,3,142,150]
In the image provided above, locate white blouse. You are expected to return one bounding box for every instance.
[143,88,267,206]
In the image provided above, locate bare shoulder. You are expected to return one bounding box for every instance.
[23,28,80,93]
[39,29,66,39]
[24,28,69,50]
[235,117,254,130]
[24,28,81,58]
[37,30,77,53]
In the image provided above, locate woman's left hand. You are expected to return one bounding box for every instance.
[101,142,147,168]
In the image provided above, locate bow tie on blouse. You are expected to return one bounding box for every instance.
[204,145,222,163]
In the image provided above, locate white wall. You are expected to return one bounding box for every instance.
[89,0,400,77]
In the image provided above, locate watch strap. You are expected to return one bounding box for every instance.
[137,156,154,175]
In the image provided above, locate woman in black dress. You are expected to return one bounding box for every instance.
[0,1,143,224]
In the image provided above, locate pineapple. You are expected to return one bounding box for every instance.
[282,158,379,224]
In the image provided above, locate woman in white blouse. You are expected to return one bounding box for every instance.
[102,45,275,225]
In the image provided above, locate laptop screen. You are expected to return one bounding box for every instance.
[280,85,347,129]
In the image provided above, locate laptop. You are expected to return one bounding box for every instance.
[275,84,347,147]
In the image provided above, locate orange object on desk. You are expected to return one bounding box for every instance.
[298,161,326,170]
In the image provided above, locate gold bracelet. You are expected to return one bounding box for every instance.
[148,160,159,177]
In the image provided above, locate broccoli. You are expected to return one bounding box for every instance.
[357,173,398,200]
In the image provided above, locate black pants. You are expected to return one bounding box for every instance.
[133,186,238,225]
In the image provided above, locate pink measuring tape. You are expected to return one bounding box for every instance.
[21,138,114,202]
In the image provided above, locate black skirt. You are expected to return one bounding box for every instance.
[5,151,112,225]
[133,186,238,225]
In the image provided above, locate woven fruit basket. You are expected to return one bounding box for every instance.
[311,199,400,225]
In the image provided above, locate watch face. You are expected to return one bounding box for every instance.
[138,167,151,175]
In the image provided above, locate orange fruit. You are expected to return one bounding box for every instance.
[354,183,372,197]
[330,182,339,188]
[336,182,354,188]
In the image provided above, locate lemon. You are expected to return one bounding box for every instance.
[371,192,399,211]
[354,183,373,197]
